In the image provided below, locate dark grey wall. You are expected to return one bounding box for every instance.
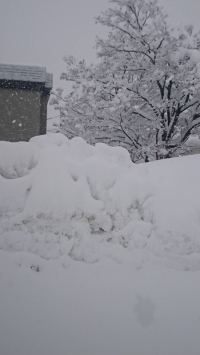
[40,94,49,135]
[0,87,49,142]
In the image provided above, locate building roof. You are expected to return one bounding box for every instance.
[0,64,53,89]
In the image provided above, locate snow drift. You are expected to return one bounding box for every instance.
[1,133,200,269]
[1,134,200,355]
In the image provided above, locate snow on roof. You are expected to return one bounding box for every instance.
[0,64,53,88]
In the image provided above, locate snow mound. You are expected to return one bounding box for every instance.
[1,133,200,270]
[0,141,39,179]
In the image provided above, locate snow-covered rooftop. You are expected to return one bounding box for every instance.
[0,64,53,88]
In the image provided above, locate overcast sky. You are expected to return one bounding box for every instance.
[1,0,200,119]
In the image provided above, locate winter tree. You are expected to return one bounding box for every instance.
[51,0,200,162]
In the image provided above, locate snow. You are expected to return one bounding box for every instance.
[186,134,200,147]
[1,133,200,355]
[0,63,53,88]
[2,133,200,266]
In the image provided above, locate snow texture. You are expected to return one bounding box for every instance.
[0,63,53,88]
[1,133,200,355]
[0,133,200,270]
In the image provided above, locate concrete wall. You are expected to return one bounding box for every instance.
[0,88,41,142]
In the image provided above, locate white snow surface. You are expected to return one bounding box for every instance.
[1,133,200,355]
[1,133,200,268]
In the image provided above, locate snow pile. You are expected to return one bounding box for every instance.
[1,133,200,269]
[0,141,39,179]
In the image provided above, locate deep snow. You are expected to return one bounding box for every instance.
[0,134,200,355]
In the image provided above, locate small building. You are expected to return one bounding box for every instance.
[0,64,53,142]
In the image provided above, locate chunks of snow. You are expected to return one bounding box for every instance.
[1,133,200,270]
[0,141,39,179]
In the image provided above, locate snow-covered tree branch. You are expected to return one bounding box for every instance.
[51,0,200,162]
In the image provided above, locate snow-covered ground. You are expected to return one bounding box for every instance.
[0,134,200,355]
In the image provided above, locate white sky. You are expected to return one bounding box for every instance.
[1,0,200,119]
